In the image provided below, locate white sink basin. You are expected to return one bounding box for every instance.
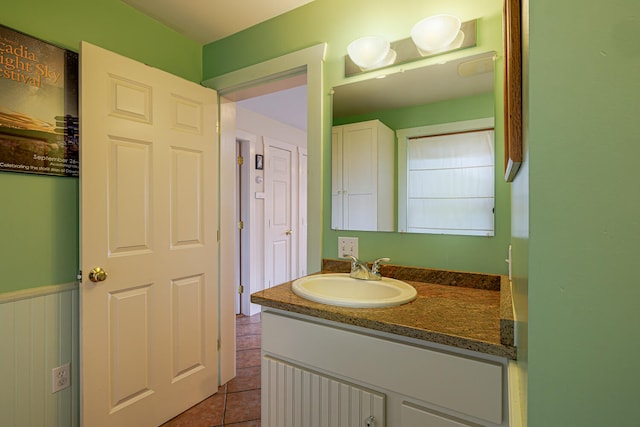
[292,273,417,308]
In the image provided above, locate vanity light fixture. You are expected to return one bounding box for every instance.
[347,36,396,70]
[345,15,476,77]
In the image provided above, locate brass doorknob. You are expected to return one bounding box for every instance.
[88,267,108,283]
[285,229,293,235]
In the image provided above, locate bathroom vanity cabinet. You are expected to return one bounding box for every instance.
[331,120,394,232]
[261,310,510,427]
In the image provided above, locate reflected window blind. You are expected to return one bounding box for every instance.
[406,129,495,236]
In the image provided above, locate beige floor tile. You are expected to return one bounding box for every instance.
[165,315,262,426]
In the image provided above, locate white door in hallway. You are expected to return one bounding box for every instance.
[264,138,297,288]
[80,42,219,427]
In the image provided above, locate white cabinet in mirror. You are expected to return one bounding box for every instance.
[332,120,394,232]
[397,118,495,236]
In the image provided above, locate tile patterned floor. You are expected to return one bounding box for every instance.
[162,313,262,427]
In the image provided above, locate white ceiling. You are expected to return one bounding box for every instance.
[121,0,315,44]
[121,0,312,130]
[237,85,308,131]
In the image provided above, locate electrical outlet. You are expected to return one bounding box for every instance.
[52,363,70,393]
[338,237,358,258]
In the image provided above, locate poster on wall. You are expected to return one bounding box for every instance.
[0,24,78,177]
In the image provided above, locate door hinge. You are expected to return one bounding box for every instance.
[238,284,244,294]
[238,221,244,230]
[237,155,244,165]
[217,229,220,242]
[217,338,221,351]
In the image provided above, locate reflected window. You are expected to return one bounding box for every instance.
[398,119,495,236]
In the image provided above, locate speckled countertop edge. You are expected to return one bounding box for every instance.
[251,260,517,360]
[500,275,515,346]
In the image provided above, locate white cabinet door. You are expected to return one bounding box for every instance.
[331,120,394,231]
[402,403,478,427]
[262,356,385,427]
[342,122,378,231]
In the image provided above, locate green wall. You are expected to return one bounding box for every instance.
[204,0,506,274]
[510,0,530,422]
[522,0,640,425]
[0,0,201,293]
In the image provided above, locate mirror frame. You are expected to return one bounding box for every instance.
[503,0,523,182]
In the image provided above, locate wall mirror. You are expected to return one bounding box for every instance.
[331,50,496,233]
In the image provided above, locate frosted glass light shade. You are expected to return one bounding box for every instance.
[347,36,391,69]
[410,14,462,52]
[418,30,465,56]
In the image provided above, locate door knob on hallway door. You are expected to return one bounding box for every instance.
[285,229,293,235]
[88,267,108,283]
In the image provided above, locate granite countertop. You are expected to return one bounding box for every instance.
[251,259,517,360]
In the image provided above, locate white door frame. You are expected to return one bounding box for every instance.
[235,138,243,314]
[298,146,308,277]
[236,130,260,315]
[218,95,237,385]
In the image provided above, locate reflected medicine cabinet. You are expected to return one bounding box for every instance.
[332,120,394,232]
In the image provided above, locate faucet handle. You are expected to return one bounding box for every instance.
[345,254,360,268]
[371,257,390,274]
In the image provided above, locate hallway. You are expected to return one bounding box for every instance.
[162,313,262,426]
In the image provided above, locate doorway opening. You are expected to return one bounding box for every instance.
[202,43,326,383]
[231,75,308,316]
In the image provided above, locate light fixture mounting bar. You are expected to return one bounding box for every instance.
[345,19,477,77]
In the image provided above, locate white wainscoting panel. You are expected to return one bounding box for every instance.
[0,284,79,427]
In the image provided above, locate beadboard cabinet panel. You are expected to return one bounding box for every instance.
[262,356,385,427]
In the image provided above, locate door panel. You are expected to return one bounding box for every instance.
[80,42,219,427]
[171,148,204,246]
[109,285,153,410]
[171,275,206,378]
[109,138,152,253]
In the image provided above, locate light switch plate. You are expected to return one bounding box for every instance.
[338,237,358,258]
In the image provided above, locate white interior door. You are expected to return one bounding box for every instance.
[264,137,297,288]
[80,42,219,427]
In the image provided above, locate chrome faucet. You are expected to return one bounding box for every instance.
[370,257,390,279]
[346,255,390,280]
